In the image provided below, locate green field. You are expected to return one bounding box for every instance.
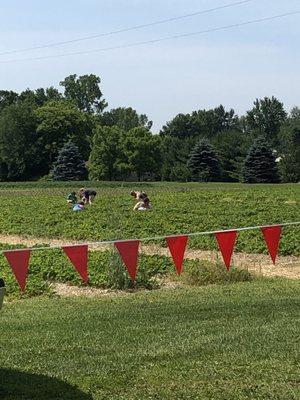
[0,182,299,255]
[1,279,299,400]
[1,182,299,399]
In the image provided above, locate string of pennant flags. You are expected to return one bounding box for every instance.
[1,221,299,292]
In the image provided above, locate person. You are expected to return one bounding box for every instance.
[130,190,147,201]
[79,188,97,205]
[67,191,77,207]
[133,197,152,211]
[73,201,85,211]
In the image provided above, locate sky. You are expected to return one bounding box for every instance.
[0,0,299,131]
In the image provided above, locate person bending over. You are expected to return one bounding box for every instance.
[130,190,147,201]
[79,188,97,205]
[67,191,77,207]
[133,197,152,211]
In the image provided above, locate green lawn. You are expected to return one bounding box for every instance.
[1,278,299,400]
[0,181,299,255]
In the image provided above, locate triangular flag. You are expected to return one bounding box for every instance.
[166,235,188,275]
[4,249,31,292]
[215,231,237,270]
[114,240,140,281]
[62,245,88,282]
[261,226,282,264]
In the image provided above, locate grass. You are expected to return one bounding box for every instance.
[1,278,299,399]
[0,182,298,255]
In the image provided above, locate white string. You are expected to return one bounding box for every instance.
[2,221,299,253]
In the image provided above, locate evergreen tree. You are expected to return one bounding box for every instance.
[242,136,279,183]
[187,139,221,182]
[52,141,88,181]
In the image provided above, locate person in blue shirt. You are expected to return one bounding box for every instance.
[73,201,85,211]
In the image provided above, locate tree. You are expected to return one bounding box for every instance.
[0,101,39,180]
[246,97,287,145]
[160,135,195,181]
[35,100,94,171]
[160,105,240,139]
[52,141,88,181]
[19,87,62,107]
[60,74,107,114]
[187,139,221,182]
[213,129,252,181]
[122,127,162,181]
[100,107,152,131]
[278,111,300,182]
[89,126,123,181]
[242,136,279,183]
[0,90,18,111]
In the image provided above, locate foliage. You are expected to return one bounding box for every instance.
[0,101,40,180]
[1,279,300,399]
[35,100,94,166]
[0,182,297,255]
[89,125,123,181]
[246,97,287,145]
[160,105,240,138]
[52,141,88,181]
[0,77,297,184]
[100,107,153,130]
[213,129,253,181]
[0,245,173,298]
[279,111,300,182]
[60,74,107,114]
[242,136,279,183]
[121,127,162,181]
[187,139,221,182]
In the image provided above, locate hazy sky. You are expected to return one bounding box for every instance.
[1,0,299,131]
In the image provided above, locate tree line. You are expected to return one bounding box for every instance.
[0,73,299,183]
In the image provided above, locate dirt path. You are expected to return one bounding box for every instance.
[0,233,299,279]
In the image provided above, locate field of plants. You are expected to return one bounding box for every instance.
[0,181,299,254]
[1,182,299,399]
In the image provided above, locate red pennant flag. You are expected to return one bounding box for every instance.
[62,245,88,282]
[114,240,140,281]
[4,249,31,292]
[261,226,282,264]
[166,235,188,275]
[215,231,237,270]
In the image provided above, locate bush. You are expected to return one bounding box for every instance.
[181,259,253,286]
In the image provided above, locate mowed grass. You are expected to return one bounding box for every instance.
[1,279,299,400]
[0,182,299,255]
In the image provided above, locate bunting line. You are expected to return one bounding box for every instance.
[0,222,298,254]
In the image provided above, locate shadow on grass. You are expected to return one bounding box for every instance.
[0,368,93,400]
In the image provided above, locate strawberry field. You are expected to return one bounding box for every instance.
[0,181,298,255]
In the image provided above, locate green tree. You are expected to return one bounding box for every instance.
[187,139,221,182]
[35,100,94,171]
[246,97,287,145]
[60,74,107,114]
[19,87,62,107]
[242,136,279,183]
[0,101,39,180]
[89,125,123,181]
[160,135,195,181]
[213,129,253,181]
[278,110,300,182]
[52,140,88,181]
[160,105,239,139]
[0,90,18,111]
[100,107,152,131]
[122,127,162,181]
